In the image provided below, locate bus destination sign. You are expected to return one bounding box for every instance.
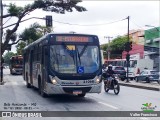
[56,36,92,42]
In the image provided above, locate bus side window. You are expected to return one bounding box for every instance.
[42,47,48,64]
[41,50,44,64]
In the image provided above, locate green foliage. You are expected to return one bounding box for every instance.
[19,23,43,43]
[37,25,53,35]
[16,23,52,54]
[101,43,108,51]
[3,52,15,64]
[110,36,128,52]
[16,41,27,55]
[8,3,24,16]
[101,36,129,59]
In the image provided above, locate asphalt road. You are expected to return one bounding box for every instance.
[0,69,160,120]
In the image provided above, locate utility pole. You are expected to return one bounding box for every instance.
[126,16,130,83]
[104,36,113,60]
[0,0,3,85]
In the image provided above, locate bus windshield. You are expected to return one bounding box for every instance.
[50,45,100,74]
[130,60,137,68]
[11,59,23,66]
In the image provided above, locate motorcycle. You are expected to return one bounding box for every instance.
[102,69,120,95]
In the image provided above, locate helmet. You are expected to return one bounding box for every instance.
[108,64,112,69]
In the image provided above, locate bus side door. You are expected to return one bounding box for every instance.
[29,50,33,84]
[42,46,48,90]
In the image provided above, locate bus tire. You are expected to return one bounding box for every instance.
[121,78,125,81]
[38,77,47,98]
[26,73,31,88]
[78,94,86,97]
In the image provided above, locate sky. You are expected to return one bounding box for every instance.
[2,0,160,53]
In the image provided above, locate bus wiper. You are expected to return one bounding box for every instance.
[76,47,81,65]
[79,43,88,57]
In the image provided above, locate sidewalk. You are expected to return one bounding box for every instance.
[119,80,160,91]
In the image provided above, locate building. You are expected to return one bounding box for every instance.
[144,27,160,71]
[129,29,144,45]
[122,27,159,71]
[144,27,160,47]
[122,44,144,59]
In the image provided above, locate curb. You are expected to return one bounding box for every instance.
[119,82,160,91]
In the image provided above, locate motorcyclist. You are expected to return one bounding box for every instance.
[106,64,114,87]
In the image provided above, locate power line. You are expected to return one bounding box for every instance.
[3,16,12,25]
[130,20,144,30]
[130,19,159,36]
[53,17,127,26]
[3,16,127,29]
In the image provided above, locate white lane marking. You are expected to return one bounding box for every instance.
[98,101,119,110]
[12,82,18,85]
[22,81,26,85]
[140,117,149,120]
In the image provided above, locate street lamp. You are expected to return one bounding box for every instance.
[145,25,159,31]
[104,36,113,60]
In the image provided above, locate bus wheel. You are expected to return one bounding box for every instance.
[121,78,125,81]
[78,94,86,97]
[26,74,31,88]
[38,78,47,98]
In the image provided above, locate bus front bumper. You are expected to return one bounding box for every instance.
[45,83,102,95]
[11,68,23,74]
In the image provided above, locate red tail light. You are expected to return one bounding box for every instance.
[137,68,140,74]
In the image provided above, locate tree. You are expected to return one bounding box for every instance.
[101,36,129,59]
[16,22,46,55]
[37,25,53,35]
[16,41,26,55]
[110,36,128,52]
[3,52,15,64]
[19,22,43,44]
[2,0,86,56]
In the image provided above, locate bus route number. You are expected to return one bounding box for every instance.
[83,80,94,84]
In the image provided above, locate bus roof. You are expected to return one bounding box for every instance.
[23,33,99,51]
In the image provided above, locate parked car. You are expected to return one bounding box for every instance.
[135,70,160,84]
[112,66,126,81]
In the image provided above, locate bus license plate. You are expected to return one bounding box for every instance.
[73,90,82,95]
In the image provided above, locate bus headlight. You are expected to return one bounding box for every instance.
[51,79,57,85]
[96,78,100,84]
[49,75,57,85]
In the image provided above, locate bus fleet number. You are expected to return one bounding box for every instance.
[83,80,94,84]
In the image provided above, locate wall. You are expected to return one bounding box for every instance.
[122,44,144,59]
